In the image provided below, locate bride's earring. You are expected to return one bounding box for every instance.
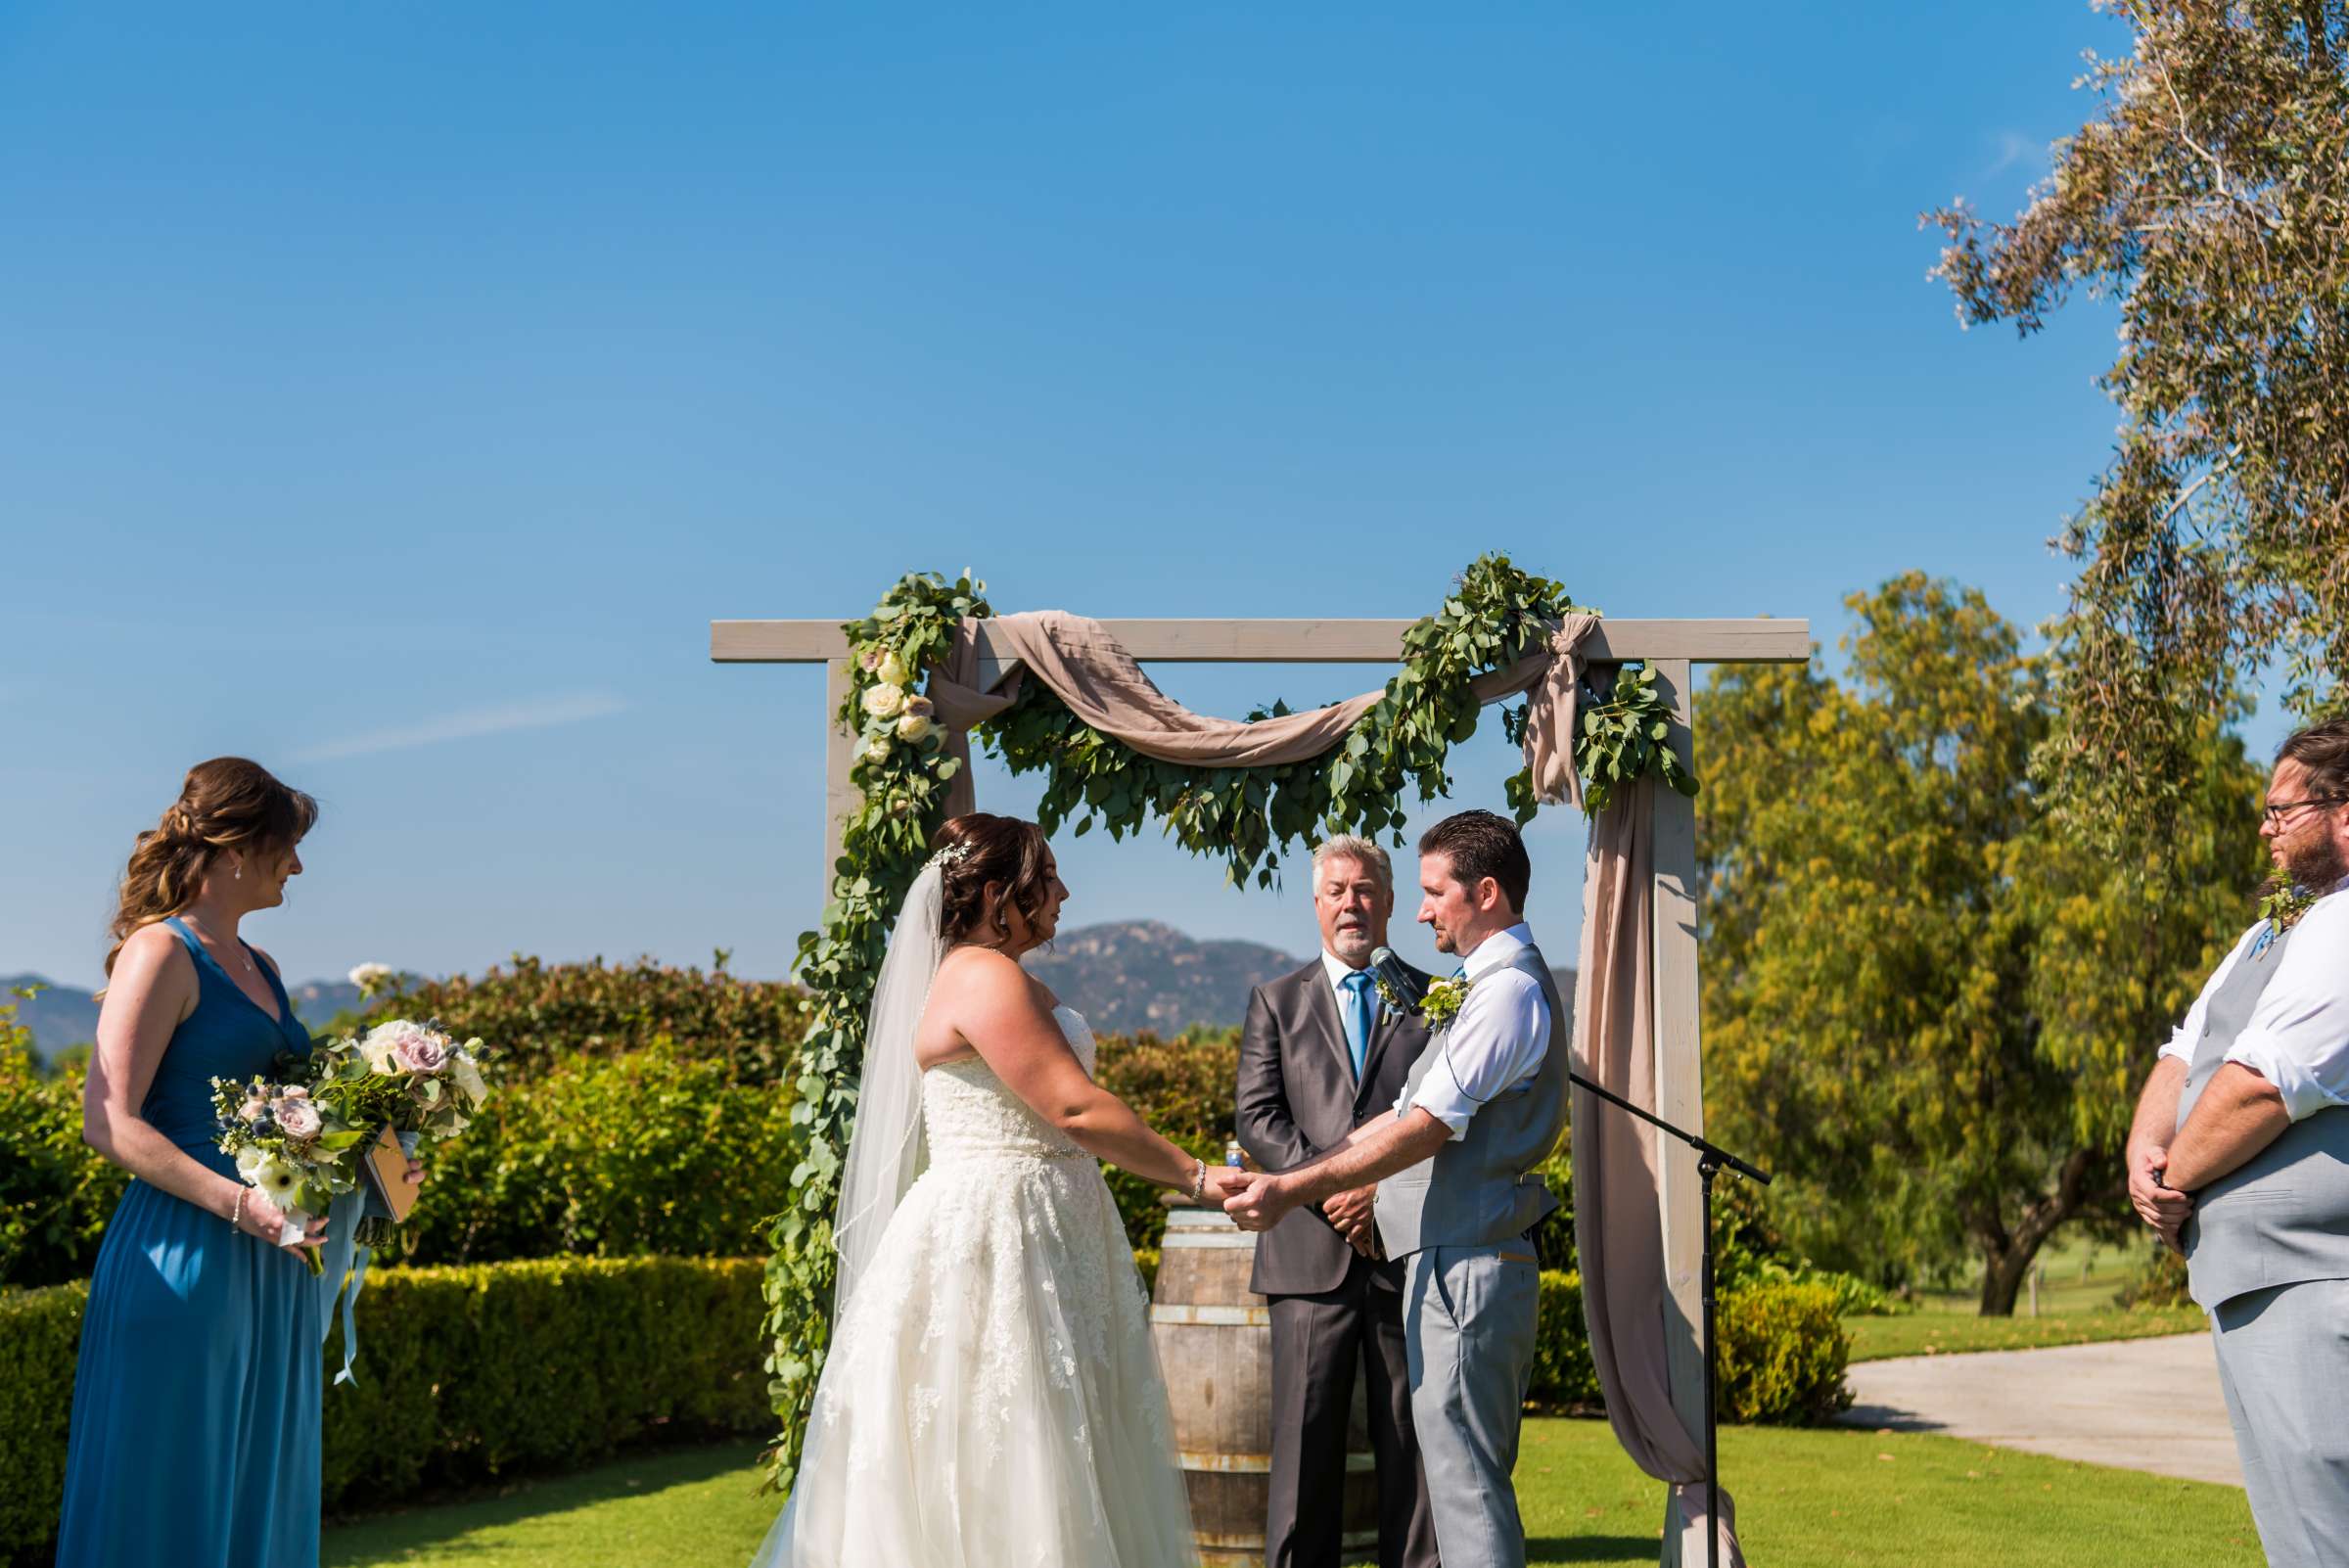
[233,862,242,881]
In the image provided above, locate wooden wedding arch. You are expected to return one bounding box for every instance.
[712,611,1809,1464]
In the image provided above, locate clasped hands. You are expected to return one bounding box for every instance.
[1223,1173,1381,1258]
[2130,1145,2191,1254]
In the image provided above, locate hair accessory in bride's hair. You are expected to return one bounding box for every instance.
[926,841,976,872]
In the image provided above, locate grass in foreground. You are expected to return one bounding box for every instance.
[323,1418,2261,1568]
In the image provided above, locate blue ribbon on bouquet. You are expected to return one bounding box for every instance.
[316,1130,418,1386]
[315,1188,372,1386]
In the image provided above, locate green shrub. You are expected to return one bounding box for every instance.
[1092,1028,1240,1251]
[0,1257,768,1563]
[2115,1242,2191,1311]
[379,955,807,1081]
[395,1037,802,1266]
[1531,1270,1600,1407]
[0,993,127,1288]
[1713,1279,1853,1423]
[1529,1271,1851,1424]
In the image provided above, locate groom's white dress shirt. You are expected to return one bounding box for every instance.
[1393,922,1551,1142]
[2157,878,2349,1121]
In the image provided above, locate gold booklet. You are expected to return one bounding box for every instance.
[357,1124,418,1223]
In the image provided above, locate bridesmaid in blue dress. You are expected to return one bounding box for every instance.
[57,757,413,1568]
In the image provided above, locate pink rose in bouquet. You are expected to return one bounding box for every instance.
[391,1031,448,1075]
[273,1095,323,1141]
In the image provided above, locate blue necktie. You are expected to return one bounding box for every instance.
[1340,970,1375,1080]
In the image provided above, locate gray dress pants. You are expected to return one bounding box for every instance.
[1404,1240,1542,1568]
[2211,1276,2349,1568]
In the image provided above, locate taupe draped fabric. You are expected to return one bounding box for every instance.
[1573,779,1746,1566]
[923,609,1601,818]
[915,607,1741,1563]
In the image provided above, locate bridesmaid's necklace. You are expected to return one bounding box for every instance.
[180,913,257,976]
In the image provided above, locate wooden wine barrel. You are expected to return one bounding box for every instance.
[1150,1203,1379,1568]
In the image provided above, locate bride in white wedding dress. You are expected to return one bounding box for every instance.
[755,813,1244,1568]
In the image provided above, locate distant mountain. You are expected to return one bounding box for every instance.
[2,973,366,1061]
[1021,920,1580,1038]
[1023,922,1304,1036]
[2,977,100,1062]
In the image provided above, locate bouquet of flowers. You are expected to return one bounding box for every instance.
[303,1018,493,1248]
[209,1077,370,1273]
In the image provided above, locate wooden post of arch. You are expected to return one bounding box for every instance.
[714,614,1808,1465]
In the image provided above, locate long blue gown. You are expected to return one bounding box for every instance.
[55,915,322,1568]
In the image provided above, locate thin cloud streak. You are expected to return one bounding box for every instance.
[1985,128,2042,178]
[295,692,629,762]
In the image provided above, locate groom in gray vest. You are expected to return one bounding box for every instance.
[2126,717,2349,1568]
[1229,809,1565,1568]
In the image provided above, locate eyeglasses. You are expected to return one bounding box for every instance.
[2262,797,2347,825]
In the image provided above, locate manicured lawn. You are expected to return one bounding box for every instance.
[1845,1302,2205,1361]
[324,1418,2261,1568]
[1844,1233,2208,1363]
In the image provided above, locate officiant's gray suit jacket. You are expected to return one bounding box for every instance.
[1235,958,1432,1295]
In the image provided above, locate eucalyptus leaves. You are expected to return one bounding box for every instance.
[754,554,1699,1491]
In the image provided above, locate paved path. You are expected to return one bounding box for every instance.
[1838,1331,2242,1486]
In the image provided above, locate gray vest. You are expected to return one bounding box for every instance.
[2178,924,2349,1308]
[1374,943,1569,1259]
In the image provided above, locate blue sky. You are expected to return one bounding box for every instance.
[4,2,2173,990]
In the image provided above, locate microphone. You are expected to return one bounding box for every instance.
[1366,946,1427,1011]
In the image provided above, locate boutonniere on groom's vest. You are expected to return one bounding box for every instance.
[1371,959,1474,1031]
[2254,873,2320,955]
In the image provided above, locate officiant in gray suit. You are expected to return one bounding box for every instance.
[1234,834,1440,1568]
[2125,717,2349,1568]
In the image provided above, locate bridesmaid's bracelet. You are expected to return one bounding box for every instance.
[229,1187,250,1234]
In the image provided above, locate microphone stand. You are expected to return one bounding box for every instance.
[1562,1068,1767,1568]
[1371,953,1767,1568]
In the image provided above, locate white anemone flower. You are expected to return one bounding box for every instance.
[253,1160,302,1208]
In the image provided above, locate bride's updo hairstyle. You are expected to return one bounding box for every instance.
[106,758,317,975]
[933,812,1053,945]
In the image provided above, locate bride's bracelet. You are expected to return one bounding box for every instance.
[1188,1159,1206,1201]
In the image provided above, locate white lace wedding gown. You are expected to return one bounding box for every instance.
[756,1006,1198,1568]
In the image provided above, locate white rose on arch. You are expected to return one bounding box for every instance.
[896,713,934,742]
[861,683,905,719]
[862,735,894,764]
[876,651,909,687]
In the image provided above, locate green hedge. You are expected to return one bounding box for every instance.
[0,1285,82,1563]
[0,1257,768,1564]
[3,1253,1851,1562]
[396,1038,803,1266]
[1531,1271,1852,1424]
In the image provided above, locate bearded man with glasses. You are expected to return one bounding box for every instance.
[2125,715,2349,1568]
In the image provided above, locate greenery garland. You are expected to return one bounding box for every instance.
[757,554,1693,1489]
